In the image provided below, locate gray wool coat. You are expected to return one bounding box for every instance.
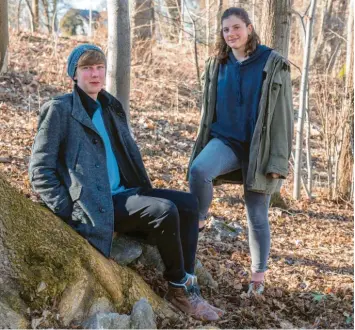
[29,88,151,257]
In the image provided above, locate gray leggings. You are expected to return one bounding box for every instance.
[189,138,271,273]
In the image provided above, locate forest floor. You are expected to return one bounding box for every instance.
[0,32,353,329]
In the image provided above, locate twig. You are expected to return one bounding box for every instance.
[328,29,347,43]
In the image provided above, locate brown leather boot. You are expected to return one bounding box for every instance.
[188,275,225,317]
[165,278,219,321]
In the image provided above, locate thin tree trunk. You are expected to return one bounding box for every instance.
[184,0,201,90]
[338,0,354,198]
[132,0,154,41]
[0,0,9,74]
[17,0,23,32]
[215,0,223,44]
[179,0,184,44]
[205,0,210,57]
[32,0,39,31]
[106,0,131,124]
[89,0,92,38]
[305,88,312,196]
[166,0,181,40]
[293,0,317,200]
[24,0,34,32]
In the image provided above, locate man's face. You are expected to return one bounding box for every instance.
[74,63,106,99]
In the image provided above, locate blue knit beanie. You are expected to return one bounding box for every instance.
[67,44,105,80]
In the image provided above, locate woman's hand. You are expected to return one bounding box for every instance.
[267,173,281,179]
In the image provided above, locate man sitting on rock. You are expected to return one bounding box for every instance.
[29,44,223,321]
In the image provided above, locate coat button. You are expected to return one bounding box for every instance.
[95,164,100,168]
[273,86,277,91]
[99,207,106,213]
[97,185,103,191]
[92,138,98,144]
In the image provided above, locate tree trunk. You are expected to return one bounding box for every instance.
[40,0,52,33]
[311,0,332,65]
[205,0,210,57]
[259,0,292,206]
[338,0,354,199]
[132,0,154,42]
[0,0,9,74]
[259,0,291,57]
[32,0,39,31]
[214,0,223,44]
[166,0,181,40]
[106,0,131,124]
[293,0,317,200]
[0,174,175,328]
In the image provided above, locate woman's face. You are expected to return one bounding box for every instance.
[222,15,252,51]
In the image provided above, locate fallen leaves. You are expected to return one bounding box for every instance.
[0,31,353,329]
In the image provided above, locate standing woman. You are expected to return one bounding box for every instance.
[188,7,293,294]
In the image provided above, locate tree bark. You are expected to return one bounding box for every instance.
[214,0,223,44]
[259,0,291,57]
[293,0,317,200]
[166,0,181,40]
[0,174,175,328]
[0,0,9,74]
[106,0,131,123]
[132,0,154,42]
[32,0,39,31]
[259,0,292,206]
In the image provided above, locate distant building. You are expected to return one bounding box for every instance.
[59,8,106,36]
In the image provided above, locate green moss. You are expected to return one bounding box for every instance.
[0,175,87,310]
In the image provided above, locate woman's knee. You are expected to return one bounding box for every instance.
[189,161,211,183]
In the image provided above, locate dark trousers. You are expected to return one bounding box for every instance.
[112,188,199,282]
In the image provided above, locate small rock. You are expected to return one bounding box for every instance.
[111,236,142,265]
[194,259,218,289]
[131,298,156,329]
[138,244,165,273]
[87,297,115,319]
[83,313,131,329]
[36,281,47,293]
[279,319,295,329]
[207,218,243,241]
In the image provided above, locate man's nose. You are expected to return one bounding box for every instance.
[91,68,99,76]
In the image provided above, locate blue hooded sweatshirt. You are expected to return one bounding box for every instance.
[210,44,272,160]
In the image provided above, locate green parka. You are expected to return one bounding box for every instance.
[187,50,294,194]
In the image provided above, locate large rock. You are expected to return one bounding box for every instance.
[111,236,143,265]
[131,298,156,329]
[137,244,165,273]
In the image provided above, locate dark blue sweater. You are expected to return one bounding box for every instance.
[211,45,272,160]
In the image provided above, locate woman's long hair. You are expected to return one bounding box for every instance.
[215,8,261,64]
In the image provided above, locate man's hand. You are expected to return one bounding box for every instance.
[148,218,164,228]
[268,173,281,179]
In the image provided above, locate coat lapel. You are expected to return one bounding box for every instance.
[71,88,99,134]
